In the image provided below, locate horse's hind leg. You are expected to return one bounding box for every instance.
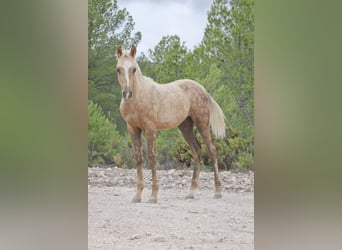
[178,117,202,199]
[196,123,222,198]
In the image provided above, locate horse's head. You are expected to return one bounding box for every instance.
[115,45,138,101]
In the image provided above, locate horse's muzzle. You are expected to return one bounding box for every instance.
[122,91,132,100]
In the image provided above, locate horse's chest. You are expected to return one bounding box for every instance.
[120,102,148,127]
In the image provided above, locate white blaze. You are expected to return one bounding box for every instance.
[123,60,132,89]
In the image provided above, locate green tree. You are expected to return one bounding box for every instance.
[202,0,230,63]
[88,0,141,135]
[148,35,188,83]
[228,0,254,122]
[183,46,209,81]
[201,0,254,124]
[136,52,155,80]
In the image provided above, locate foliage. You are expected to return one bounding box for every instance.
[148,35,188,83]
[114,134,137,169]
[88,101,122,166]
[169,137,191,167]
[201,0,254,125]
[156,129,180,167]
[88,0,141,135]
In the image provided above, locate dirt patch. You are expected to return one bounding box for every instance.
[88,168,254,249]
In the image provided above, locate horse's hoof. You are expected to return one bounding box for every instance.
[131,197,141,203]
[185,194,195,199]
[148,198,157,204]
[214,192,222,199]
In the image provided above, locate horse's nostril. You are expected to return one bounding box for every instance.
[122,91,132,100]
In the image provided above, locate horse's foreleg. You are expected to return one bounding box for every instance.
[128,125,143,203]
[145,129,158,203]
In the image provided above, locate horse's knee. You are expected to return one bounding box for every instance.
[135,156,142,166]
[134,149,142,163]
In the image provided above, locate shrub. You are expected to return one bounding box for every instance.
[156,129,182,168]
[232,151,254,170]
[169,132,192,167]
[117,134,137,169]
[164,124,254,171]
[88,101,122,166]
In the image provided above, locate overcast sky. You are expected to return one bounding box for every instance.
[117,0,213,56]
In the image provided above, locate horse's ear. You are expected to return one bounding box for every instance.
[115,46,122,59]
[130,45,137,58]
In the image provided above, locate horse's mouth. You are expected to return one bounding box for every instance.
[122,91,133,100]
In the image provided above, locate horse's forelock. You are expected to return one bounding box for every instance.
[123,51,129,57]
[117,50,137,66]
[119,50,134,59]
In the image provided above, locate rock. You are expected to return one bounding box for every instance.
[88,167,254,192]
[153,236,166,242]
[168,169,176,175]
[129,235,141,240]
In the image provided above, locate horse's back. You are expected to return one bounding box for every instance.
[168,79,211,124]
[168,79,206,92]
[146,80,192,129]
[171,79,209,102]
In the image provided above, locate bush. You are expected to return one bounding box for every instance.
[232,151,254,171]
[116,135,137,169]
[156,129,182,168]
[169,132,192,167]
[163,124,254,171]
[88,101,122,166]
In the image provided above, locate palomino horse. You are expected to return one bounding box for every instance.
[115,45,226,203]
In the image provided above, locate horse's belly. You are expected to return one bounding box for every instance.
[155,101,189,129]
[156,119,186,130]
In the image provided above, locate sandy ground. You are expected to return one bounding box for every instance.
[88,168,254,250]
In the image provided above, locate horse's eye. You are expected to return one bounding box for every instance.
[132,67,136,73]
[116,68,120,73]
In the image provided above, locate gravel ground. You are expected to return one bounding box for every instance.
[88,167,254,250]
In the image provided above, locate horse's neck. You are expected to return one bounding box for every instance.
[131,63,160,99]
[134,72,157,91]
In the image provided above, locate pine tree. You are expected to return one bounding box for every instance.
[148,35,188,83]
[200,0,254,126]
[88,0,141,134]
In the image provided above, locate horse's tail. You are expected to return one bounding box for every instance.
[208,95,226,138]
